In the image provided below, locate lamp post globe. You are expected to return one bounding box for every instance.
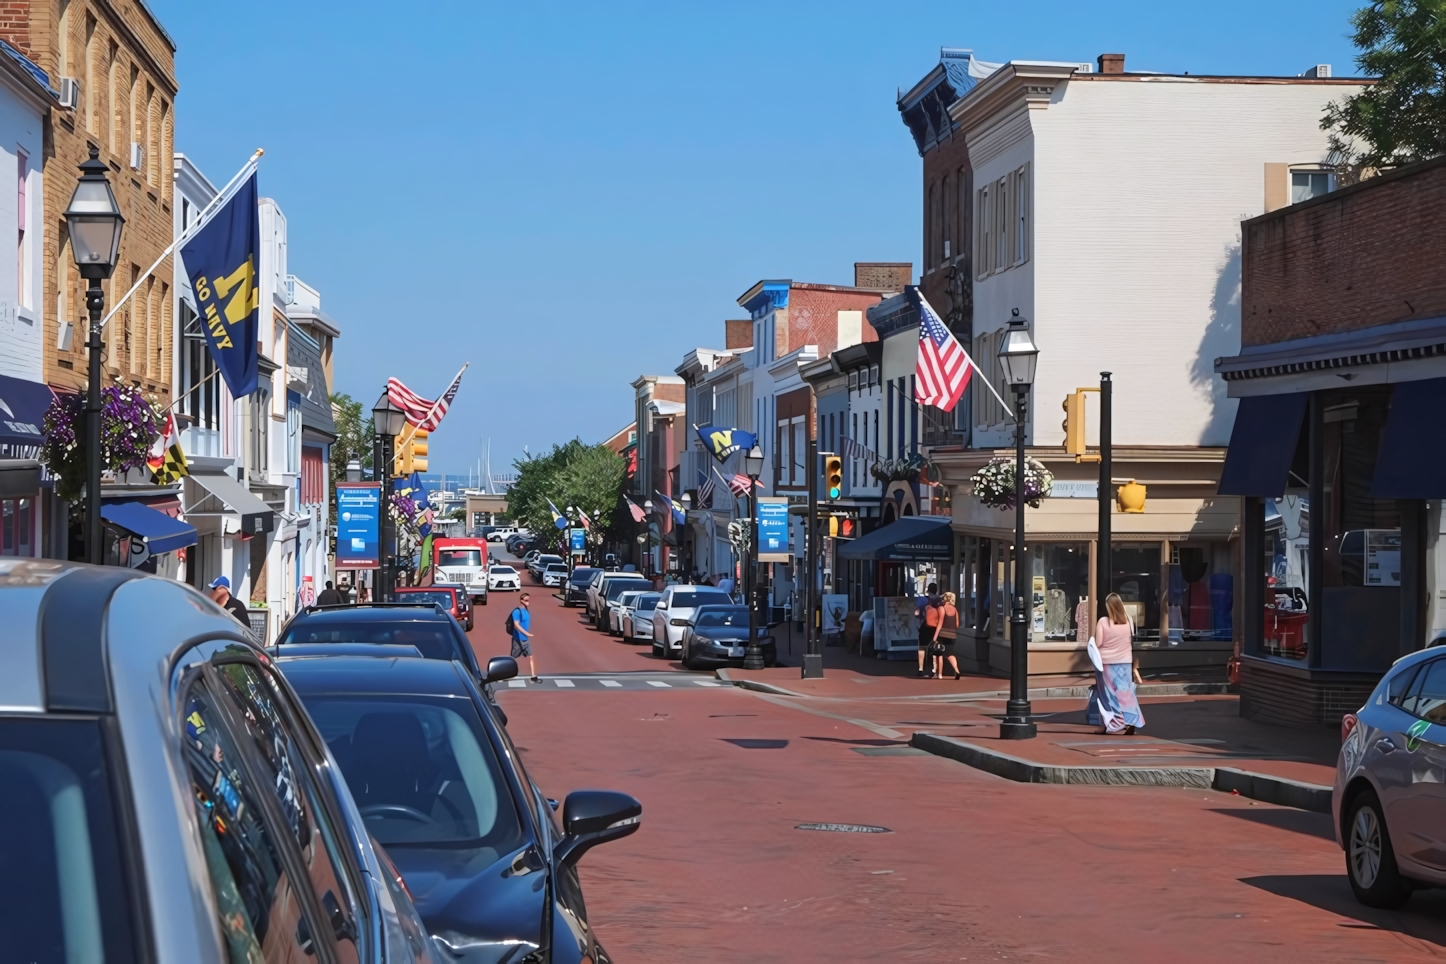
[999,309,1039,740]
[64,147,125,567]
[742,445,765,670]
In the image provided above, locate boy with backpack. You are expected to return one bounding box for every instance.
[506,592,538,683]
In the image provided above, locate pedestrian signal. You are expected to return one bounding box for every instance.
[824,454,843,501]
[1062,392,1087,456]
[829,515,838,537]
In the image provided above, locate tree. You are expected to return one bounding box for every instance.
[1323,0,1446,177]
[328,393,373,528]
[509,439,626,551]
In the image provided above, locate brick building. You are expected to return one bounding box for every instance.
[1215,156,1446,726]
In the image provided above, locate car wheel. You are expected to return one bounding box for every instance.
[1346,788,1413,908]
[652,643,664,659]
[681,649,696,670]
[480,593,488,606]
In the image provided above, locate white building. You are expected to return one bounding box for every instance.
[284,276,338,609]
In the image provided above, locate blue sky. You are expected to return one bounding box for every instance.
[147,0,1364,475]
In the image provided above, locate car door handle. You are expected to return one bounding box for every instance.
[1376,737,1398,753]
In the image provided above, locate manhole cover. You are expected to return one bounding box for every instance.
[796,822,892,834]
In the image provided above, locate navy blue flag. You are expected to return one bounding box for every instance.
[695,425,757,463]
[181,173,260,397]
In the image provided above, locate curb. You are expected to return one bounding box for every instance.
[909,732,1332,813]
[712,670,1228,701]
[715,670,803,697]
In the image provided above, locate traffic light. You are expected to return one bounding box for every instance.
[823,453,843,501]
[829,515,838,537]
[393,429,429,476]
[411,429,429,474]
[1062,391,1087,456]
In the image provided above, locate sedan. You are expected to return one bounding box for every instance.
[488,564,521,592]
[542,562,569,587]
[529,554,564,581]
[607,589,648,635]
[564,566,600,607]
[394,585,470,631]
[680,604,777,670]
[1335,647,1446,907]
[282,655,641,964]
[622,592,662,642]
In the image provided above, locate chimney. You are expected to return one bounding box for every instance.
[854,262,913,291]
[725,319,752,350]
[1097,53,1125,74]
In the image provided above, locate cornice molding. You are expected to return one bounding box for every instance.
[948,62,1077,136]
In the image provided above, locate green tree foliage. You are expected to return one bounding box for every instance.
[328,393,373,527]
[509,439,625,550]
[1324,0,1446,175]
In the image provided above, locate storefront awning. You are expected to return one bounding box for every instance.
[189,468,276,535]
[1217,393,1308,498]
[0,373,53,454]
[837,515,952,561]
[100,502,198,554]
[1372,376,1446,498]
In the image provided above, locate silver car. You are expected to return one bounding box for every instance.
[1335,646,1446,907]
[0,560,440,963]
[621,591,662,642]
[608,589,647,635]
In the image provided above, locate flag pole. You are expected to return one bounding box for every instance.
[99,149,264,332]
[390,362,469,472]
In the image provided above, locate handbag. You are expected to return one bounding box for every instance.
[927,638,947,656]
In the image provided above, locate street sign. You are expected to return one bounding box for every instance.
[335,483,381,569]
[757,497,790,562]
[570,527,586,552]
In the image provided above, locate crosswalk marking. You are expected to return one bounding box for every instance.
[600,680,622,687]
[647,680,671,688]
[507,679,527,688]
[554,679,575,688]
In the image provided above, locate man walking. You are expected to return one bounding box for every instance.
[510,592,539,683]
[315,580,346,607]
[208,576,251,629]
[916,582,942,678]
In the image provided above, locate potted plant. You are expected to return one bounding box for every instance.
[967,456,1054,511]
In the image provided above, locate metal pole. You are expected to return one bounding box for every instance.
[380,433,395,601]
[1000,385,1036,739]
[803,439,822,678]
[744,476,764,669]
[85,280,104,565]
[1097,372,1112,611]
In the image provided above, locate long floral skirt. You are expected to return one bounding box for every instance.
[1085,662,1145,733]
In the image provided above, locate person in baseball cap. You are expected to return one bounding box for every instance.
[208,576,251,628]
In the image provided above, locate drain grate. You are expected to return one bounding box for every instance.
[796,822,892,834]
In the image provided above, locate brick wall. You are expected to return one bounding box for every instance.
[725,319,751,349]
[919,131,971,325]
[652,381,686,404]
[1241,156,1446,347]
[854,262,911,290]
[785,286,884,356]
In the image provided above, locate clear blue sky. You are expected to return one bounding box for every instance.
[147,0,1364,476]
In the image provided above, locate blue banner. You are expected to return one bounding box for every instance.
[181,173,260,397]
[757,499,790,558]
[335,483,381,569]
[696,425,757,463]
[570,527,585,552]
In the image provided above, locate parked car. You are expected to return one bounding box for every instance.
[281,655,640,964]
[1335,647,1446,907]
[680,604,777,669]
[542,562,569,587]
[529,553,564,582]
[505,534,531,554]
[587,572,653,630]
[395,585,471,632]
[607,589,648,635]
[432,581,473,630]
[522,549,544,571]
[621,591,662,642]
[564,566,600,607]
[488,564,521,592]
[651,583,734,659]
[487,525,518,542]
[0,561,442,964]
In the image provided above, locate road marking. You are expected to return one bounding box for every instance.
[554,679,575,688]
[507,679,527,688]
[600,680,622,688]
[646,680,671,688]
[693,680,721,687]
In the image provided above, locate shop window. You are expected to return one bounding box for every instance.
[1168,543,1235,644]
[1,497,33,556]
[1028,543,1090,641]
[1111,544,1160,641]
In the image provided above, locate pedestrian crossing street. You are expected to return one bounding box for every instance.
[501,674,728,691]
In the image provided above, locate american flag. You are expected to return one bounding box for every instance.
[387,363,468,431]
[625,497,646,523]
[910,289,974,412]
[578,508,592,531]
[697,470,715,509]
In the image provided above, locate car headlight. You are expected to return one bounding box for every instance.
[670,618,690,627]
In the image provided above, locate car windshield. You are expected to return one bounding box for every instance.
[437,549,482,567]
[546,563,567,572]
[617,591,643,607]
[635,594,661,612]
[695,608,751,629]
[278,620,464,663]
[299,695,525,856]
[490,566,516,574]
[0,718,136,960]
[537,555,562,565]
[397,591,454,609]
[570,568,599,584]
[606,580,651,601]
[670,590,730,608]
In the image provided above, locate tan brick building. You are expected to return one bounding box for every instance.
[2,0,176,402]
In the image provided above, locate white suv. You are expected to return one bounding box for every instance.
[652,584,734,659]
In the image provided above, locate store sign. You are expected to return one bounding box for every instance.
[335,483,381,569]
[757,498,791,562]
[1050,481,1099,499]
[570,527,586,552]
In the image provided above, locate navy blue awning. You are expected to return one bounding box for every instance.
[0,372,53,450]
[1373,377,1446,498]
[837,515,952,561]
[100,502,198,554]
[1217,393,1309,498]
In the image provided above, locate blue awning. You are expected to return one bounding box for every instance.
[100,502,198,554]
[1217,393,1308,498]
[1373,377,1446,498]
[837,515,952,561]
[0,372,53,450]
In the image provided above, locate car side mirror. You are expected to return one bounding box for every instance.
[553,790,641,869]
[485,656,519,684]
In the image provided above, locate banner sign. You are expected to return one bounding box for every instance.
[335,483,381,569]
[181,173,260,397]
[757,497,790,562]
[570,527,585,552]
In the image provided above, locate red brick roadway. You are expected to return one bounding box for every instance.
[468,559,1446,962]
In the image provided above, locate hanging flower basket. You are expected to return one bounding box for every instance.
[39,385,161,506]
[968,456,1054,511]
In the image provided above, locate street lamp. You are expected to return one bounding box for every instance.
[997,309,1040,740]
[642,500,654,577]
[64,147,125,566]
[680,492,693,577]
[743,444,765,670]
[372,391,407,600]
[346,458,362,483]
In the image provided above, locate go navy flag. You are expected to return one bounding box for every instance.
[695,425,757,463]
[181,173,260,397]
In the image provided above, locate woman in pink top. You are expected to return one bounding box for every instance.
[1086,593,1145,734]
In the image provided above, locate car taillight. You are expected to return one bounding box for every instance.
[1341,712,1359,743]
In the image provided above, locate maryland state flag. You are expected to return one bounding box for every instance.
[147,413,189,484]
[182,173,260,397]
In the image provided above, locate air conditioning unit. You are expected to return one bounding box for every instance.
[129,141,143,170]
[58,77,80,109]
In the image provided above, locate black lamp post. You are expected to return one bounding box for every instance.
[743,444,766,670]
[643,499,654,577]
[997,310,1040,740]
[64,147,125,566]
[372,391,407,600]
[680,492,692,577]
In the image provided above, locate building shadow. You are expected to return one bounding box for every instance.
[1241,875,1446,947]
[1208,807,1335,841]
[1191,240,1242,446]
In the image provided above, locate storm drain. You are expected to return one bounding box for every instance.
[796,822,892,834]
